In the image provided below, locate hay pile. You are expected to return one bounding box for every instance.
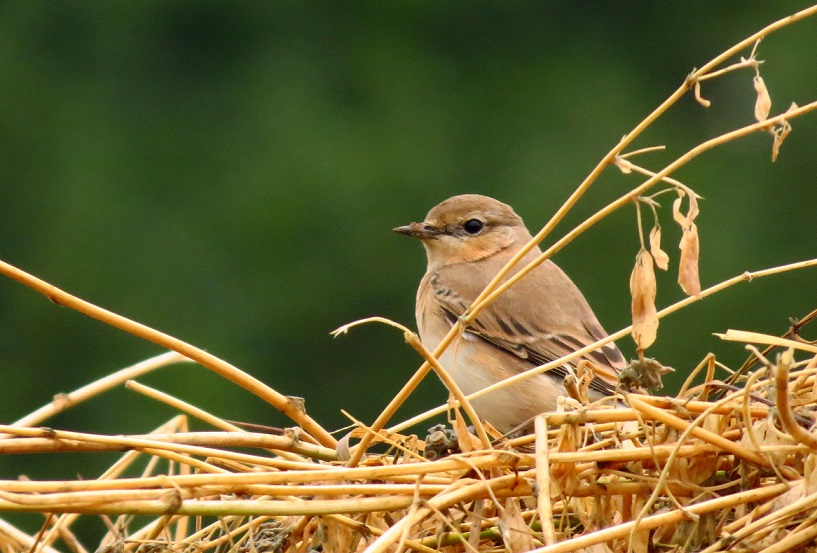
[1,330,817,553]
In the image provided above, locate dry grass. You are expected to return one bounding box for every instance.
[1,5,817,553]
[2,339,817,553]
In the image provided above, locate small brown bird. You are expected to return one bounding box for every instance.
[395,194,626,433]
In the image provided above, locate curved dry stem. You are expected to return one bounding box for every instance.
[627,395,768,467]
[331,316,413,337]
[0,258,336,449]
[534,415,556,547]
[740,368,767,457]
[333,318,435,466]
[125,380,317,462]
[677,353,715,398]
[402,333,491,449]
[10,351,190,429]
[774,349,817,449]
[125,380,244,433]
[334,317,496,463]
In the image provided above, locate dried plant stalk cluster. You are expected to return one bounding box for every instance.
[0,341,816,553]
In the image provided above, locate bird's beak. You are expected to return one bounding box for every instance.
[393,221,439,239]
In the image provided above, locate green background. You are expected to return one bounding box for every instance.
[0,2,815,538]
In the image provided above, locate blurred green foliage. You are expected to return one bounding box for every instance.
[0,0,815,520]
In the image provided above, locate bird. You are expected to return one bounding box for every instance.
[394,194,626,434]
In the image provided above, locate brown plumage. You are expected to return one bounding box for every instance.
[395,194,625,433]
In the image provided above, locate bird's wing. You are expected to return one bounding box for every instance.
[431,257,626,397]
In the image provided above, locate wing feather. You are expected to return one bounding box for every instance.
[430,254,626,397]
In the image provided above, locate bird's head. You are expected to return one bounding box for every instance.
[394,194,534,270]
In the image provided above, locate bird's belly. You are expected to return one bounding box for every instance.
[432,337,564,434]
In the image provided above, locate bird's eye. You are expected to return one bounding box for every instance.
[463,219,484,235]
